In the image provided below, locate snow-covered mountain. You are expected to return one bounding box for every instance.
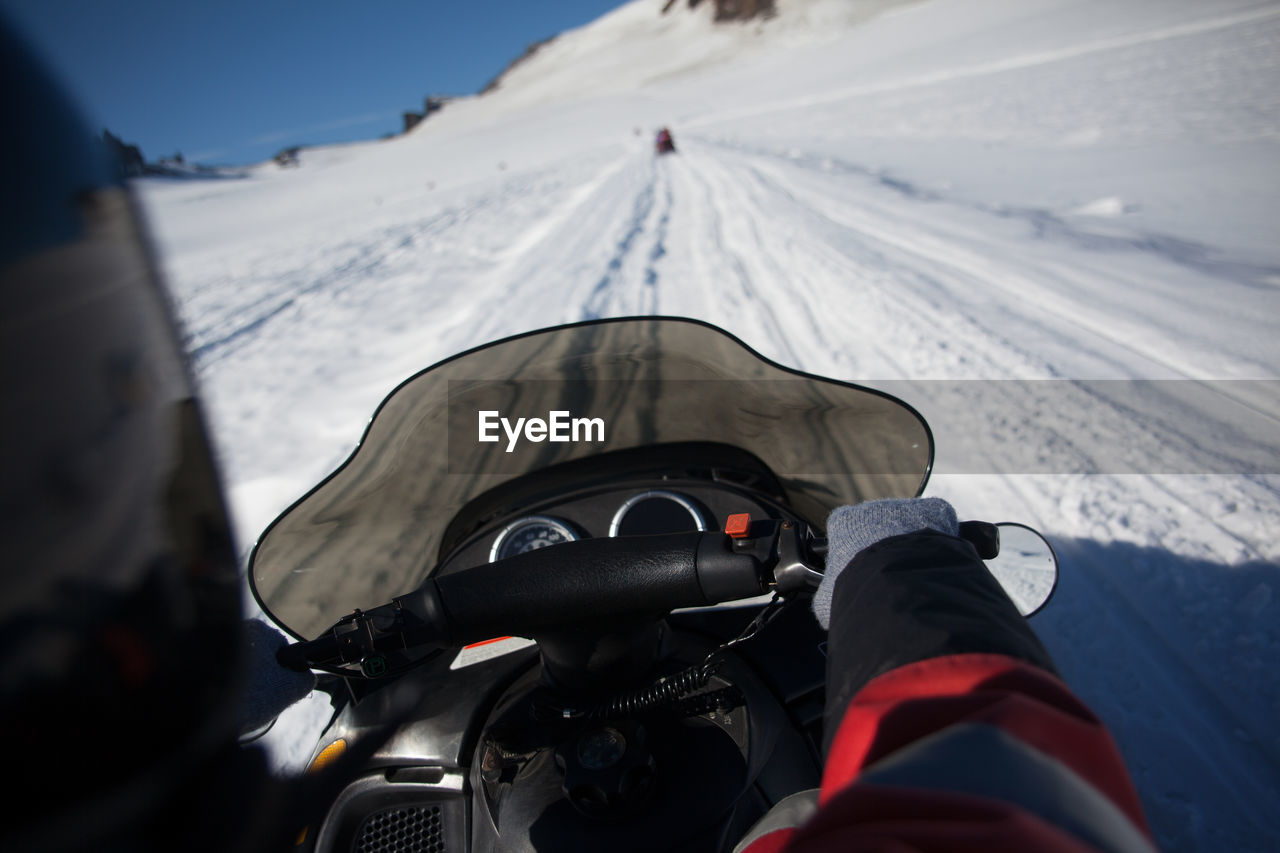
[476,0,890,106]
[136,0,1280,849]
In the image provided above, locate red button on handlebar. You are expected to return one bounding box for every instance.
[725,513,751,539]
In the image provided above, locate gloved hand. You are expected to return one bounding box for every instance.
[239,618,317,735]
[812,497,958,629]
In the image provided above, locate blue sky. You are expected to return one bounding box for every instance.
[3,0,628,165]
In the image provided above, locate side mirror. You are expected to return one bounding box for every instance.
[985,523,1059,618]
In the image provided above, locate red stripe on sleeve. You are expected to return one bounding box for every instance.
[821,653,1150,834]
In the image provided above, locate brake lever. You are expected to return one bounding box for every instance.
[771,521,827,594]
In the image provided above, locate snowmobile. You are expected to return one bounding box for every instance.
[250,316,1058,853]
[656,127,676,154]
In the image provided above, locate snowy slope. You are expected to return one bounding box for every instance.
[136,0,1280,850]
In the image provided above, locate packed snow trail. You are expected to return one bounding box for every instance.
[137,1,1280,849]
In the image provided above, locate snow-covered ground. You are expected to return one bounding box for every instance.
[136,0,1280,849]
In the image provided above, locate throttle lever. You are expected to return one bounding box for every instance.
[772,521,826,594]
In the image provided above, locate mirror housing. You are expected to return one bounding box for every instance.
[984,523,1059,617]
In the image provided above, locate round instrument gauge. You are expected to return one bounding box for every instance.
[609,490,707,537]
[489,516,580,562]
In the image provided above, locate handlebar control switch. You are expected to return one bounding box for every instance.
[724,513,752,539]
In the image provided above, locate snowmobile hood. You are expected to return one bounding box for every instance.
[249,317,932,639]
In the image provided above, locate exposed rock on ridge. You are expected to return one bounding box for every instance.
[402,95,452,133]
[662,0,777,21]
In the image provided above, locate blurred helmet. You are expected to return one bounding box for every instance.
[0,16,246,851]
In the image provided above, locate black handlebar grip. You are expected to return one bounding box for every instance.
[431,532,757,646]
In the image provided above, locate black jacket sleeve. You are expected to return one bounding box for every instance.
[822,529,1058,755]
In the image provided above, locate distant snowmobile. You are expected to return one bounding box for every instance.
[655,127,676,154]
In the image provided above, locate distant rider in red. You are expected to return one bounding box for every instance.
[656,127,676,154]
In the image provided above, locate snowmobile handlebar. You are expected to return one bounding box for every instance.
[280,519,827,676]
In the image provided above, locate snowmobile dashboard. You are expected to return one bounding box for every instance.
[434,441,788,561]
[435,476,798,579]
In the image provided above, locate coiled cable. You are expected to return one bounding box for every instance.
[560,594,784,721]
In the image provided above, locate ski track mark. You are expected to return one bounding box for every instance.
[185,214,452,368]
[695,148,1041,379]
[581,159,657,321]
[643,170,673,309]
[718,138,1280,293]
[368,152,638,350]
[674,147,807,369]
[693,149,841,368]
[721,142,1272,381]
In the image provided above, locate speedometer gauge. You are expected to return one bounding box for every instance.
[609,490,707,537]
[489,516,580,562]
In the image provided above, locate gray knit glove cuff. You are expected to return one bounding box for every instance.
[240,618,317,735]
[812,497,959,629]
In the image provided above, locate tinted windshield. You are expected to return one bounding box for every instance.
[250,317,932,638]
